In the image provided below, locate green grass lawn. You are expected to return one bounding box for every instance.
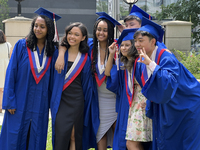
[46,119,111,150]
[46,119,52,150]
[0,120,110,150]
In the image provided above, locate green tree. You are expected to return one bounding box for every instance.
[140,5,148,12]
[96,1,108,13]
[120,5,129,19]
[0,0,9,29]
[154,0,200,43]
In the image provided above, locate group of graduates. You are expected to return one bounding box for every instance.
[0,4,200,150]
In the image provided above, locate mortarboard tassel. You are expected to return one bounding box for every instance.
[116,44,119,70]
[53,13,59,42]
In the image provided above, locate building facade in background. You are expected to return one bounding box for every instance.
[7,0,97,37]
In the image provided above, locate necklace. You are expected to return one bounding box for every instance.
[100,47,107,52]
[98,42,107,52]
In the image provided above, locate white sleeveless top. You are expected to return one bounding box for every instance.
[0,42,12,88]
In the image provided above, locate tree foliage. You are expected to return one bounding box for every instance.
[96,1,108,13]
[120,5,129,19]
[154,0,200,43]
[96,1,129,20]
[0,0,9,30]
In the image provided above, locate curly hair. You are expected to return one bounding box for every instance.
[120,39,139,72]
[26,15,58,57]
[60,22,89,54]
[91,18,114,74]
[0,29,6,44]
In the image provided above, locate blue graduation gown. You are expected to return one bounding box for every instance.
[134,48,200,150]
[0,39,53,150]
[106,65,132,150]
[50,50,95,150]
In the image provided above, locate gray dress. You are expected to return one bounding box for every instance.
[96,81,117,146]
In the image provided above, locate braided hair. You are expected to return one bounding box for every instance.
[91,18,114,74]
[26,15,58,57]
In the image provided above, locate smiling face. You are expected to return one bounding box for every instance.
[125,19,141,29]
[34,16,48,41]
[67,26,85,47]
[96,20,108,42]
[134,33,156,57]
[120,40,132,59]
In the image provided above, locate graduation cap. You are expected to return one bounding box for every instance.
[117,28,138,45]
[137,17,164,43]
[129,5,152,20]
[96,12,121,27]
[34,7,62,42]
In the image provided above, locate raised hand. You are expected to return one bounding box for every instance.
[137,47,152,65]
[108,42,117,55]
[117,24,125,33]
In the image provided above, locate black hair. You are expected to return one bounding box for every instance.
[124,15,141,25]
[120,39,139,72]
[60,22,89,54]
[134,30,156,45]
[91,18,114,74]
[0,29,6,44]
[26,15,58,57]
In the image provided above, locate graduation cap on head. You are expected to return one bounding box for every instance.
[117,28,138,45]
[137,17,164,43]
[34,7,62,42]
[129,5,152,20]
[96,12,121,27]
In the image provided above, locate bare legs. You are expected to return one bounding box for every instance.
[126,140,144,150]
[97,121,116,150]
[70,126,75,150]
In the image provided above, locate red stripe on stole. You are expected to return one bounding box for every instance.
[91,49,106,87]
[125,57,139,107]
[141,49,166,86]
[62,53,88,91]
[141,73,145,86]
[27,46,52,84]
[95,75,106,87]
[157,49,165,65]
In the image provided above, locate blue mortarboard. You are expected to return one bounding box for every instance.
[34,7,62,42]
[96,12,121,27]
[117,28,138,45]
[129,5,152,20]
[34,7,61,21]
[137,17,164,43]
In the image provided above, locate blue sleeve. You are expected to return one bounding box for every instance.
[106,65,122,95]
[2,40,23,109]
[82,57,93,126]
[87,38,93,58]
[49,49,58,103]
[142,52,179,104]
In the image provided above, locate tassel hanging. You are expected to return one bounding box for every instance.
[53,13,59,42]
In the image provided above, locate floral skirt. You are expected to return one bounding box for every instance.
[125,84,152,142]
